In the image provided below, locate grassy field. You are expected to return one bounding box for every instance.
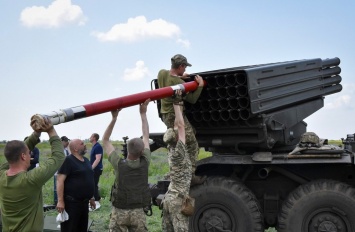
[6,139,342,231]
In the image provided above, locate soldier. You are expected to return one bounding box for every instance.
[0,116,65,232]
[162,90,193,231]
[157,54,205,186]
[102,99,151,232]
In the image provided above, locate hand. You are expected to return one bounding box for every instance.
[195,75,204,86]
[181,73,190,80]
[56,201,65,213]
[41,117,54,132]
[89,198,96,210]
[111,109,121,119]
[140,99,150,114]
[30,115,54,133]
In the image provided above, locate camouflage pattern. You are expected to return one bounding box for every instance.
[171,54,192,67]
[109,207,148,232]
[162,193,190,232]
[162,112,199,174]
[167,141,192,194]
[162,140,192,232]
[300,132,320,146]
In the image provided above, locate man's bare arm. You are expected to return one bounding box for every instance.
[173,91,185,144]
[140,99,150,149]
[102,110,121,157]
[56,174,67,213]
[92,154,102,169]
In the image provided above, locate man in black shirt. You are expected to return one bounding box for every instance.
[56,139,95,232]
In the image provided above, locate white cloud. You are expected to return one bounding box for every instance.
[92,16,181,43]
[343,83,355,94]
[176,38,191,48]
[20,0,87,28]
[325,95,351,109]
[324,83,355,110]
[123,60,150,81]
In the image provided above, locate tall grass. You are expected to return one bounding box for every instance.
[0,141,283,231]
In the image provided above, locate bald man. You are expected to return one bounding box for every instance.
[56,139,96,232]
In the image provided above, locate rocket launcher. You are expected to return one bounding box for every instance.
[37,81,201,126]
[151,57,342,154]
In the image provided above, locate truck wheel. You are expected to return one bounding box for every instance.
[189,176,264,232]
[278,179,355,232]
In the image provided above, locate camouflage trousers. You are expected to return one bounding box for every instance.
[109,207,148,232]
[162,193,189,232]
[162,112,199,174]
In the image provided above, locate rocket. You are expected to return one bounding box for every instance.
[37,81,202,125]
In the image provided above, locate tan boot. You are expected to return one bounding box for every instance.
[190,175,207,186]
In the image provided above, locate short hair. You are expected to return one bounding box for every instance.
[127,137,144,159]
[4,140,27,164]
[92,133,99,141]
[171,62,181,69]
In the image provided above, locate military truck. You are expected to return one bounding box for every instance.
[149,57,355,232]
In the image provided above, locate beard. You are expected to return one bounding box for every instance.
[79,148,87,156]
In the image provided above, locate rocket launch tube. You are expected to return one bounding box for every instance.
[41,81,201,125]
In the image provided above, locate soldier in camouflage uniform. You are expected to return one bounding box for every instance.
[162,90,192,232]
[102,99,151,232]
[158,54,206,186]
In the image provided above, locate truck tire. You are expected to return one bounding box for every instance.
[189,176,264,232]
[278,179,355,232]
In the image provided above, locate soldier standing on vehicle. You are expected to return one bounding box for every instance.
[157,54,206,186]
[102,99,151,232]
[162,90,193,231]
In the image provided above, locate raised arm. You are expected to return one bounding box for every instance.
[140,99,150,149]
[184,75,205,104]
[173,90,185,144]
[56,174,67,213]
[102,109,121,157]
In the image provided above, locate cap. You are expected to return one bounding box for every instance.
[61,136,70,142]
[163,128,177,145]
[171,54,192,67]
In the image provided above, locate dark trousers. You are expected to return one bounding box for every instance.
[93,169,103,201]
[54,174,57,205]
[61,200,89,232]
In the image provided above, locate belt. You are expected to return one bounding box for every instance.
[65,195,90,202]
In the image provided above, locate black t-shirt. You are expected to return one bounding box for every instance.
[58,155,95,201]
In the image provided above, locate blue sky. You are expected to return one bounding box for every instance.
[1,0,354,141]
